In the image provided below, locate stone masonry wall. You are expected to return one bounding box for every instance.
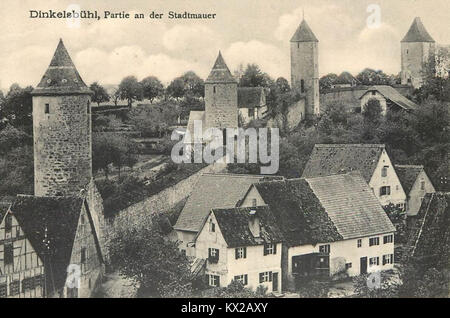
[401,42,435,88]
[204,83,238,130]
[33,95,92,196]
[107,159,227,234]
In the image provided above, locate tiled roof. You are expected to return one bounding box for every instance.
[237,87,265,109]
[9,195,84,294]
[302,144,385,182]
[290,20,318,42]
[305,172,396,239]
[361,85,418,110]
[32,39,92,96]
[253,172,395,246]
[211,206,284,248]
[253,178,342,246]
[174,173,266,232]
[395,165,424,194]
[401,17,435,43]
[205,52,237,84]
[407,193,450,268]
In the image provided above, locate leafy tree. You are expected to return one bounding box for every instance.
[0,84,33,133]
[353,272,400,298]
[109,217,193,297]
[89,82,110,106]
[128,103,179,138]
[238,64,274,88]
[110,87,121,106]
[400,265,449,298]
[383,204,407,243]
[297,280,330,298]
[166,77,185,100]
[0,145,34,196]
[356,68,390,85]
[0,124,32,153]
[140,76,164,103]
[319,73,339,90]
[363,98,383,125]
[180,71,204,98]
[118,76,143,106]
[275,77,290,93]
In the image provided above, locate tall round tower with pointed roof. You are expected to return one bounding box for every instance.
[290,19,320,118]
[401,17,436,89]
[31,39,93,196]
[204,52,238,130]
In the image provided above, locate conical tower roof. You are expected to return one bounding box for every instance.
[290,19,318,42]
[32,39,92,96]
[205,51,237,84]
[401,17,435,43]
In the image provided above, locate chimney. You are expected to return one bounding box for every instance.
[248,209,260,238]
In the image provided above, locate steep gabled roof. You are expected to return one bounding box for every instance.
[174,173,267,233]
[305,172,396,239]
[361,85,418,110]
[395,165,424,194]
[211,206,284,248]
[302,144,385,182]
[32,39,92,96]
[407,192,450,269]
[290,20,318,42]
[205,52,237,84]
[253,178,342,246]
[9,195,84,294]
[237,87,265,109]
[401,17,435,43]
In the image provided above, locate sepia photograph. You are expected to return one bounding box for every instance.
[0,0,449,305]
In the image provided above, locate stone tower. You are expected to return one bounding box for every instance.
[31,39,93,196]
[290,19,320,118]
[401,17,435,89]
[204,52,238,131]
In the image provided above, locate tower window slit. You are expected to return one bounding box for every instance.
[45,104,50,114]
[301,79,305,93]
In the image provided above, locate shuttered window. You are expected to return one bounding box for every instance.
[235,247,246,259]
[259,271,272,283]
[263,243,276,255]
[208,248,219,263]
[234,274,248,286]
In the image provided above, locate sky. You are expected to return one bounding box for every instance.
[0,0,449,91]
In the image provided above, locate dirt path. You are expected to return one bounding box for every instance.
[100,271,138,298]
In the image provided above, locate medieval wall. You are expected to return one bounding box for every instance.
[33,95,92,196]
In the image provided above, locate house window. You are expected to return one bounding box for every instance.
[234,274,248,286]
[4,244,13,265]
[382,254,394,265]
[369,257,379,267]
[81,247,86,264]
[380,186,391,196]
[252,198,257,207]
[345,263,352,269]
[259,271,272,283]
[45,103,50,114]
[248,108,255,119]
[420,181,425,190]
[209,219,215,232]
[381,166,388,177]
[208,274,220,287]
[357,239,362,248]
[319,244,330,253]
[235,247,247,259]
[5,214,12,232]
[371,91,376,96]
[263,243,276,255]
[369,237,380,246]
[383,234,393,244]
[208,248,219,263]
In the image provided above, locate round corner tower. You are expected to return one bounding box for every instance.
[31,39,93,197]
[401,17,436,89]
[290,19,320,118]
[204,52,238,130]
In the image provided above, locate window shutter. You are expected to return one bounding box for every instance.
[216,249,219,261]
[273,243,277,255]
[244,274,248,285]
[217,276,220,287]
[208,248,212,258]
[269,271,273,282]
[259,273,264,283]
[263,244,267,256]
[235,248,239,259]
[243,247,247,258]
[382,256,386,265]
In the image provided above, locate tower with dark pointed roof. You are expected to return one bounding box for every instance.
[401,17,436,88]
[31,39,93,196]
[290,19,320,118]
[204,51,238,130]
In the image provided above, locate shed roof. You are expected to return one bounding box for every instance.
[302,144,385,183]
[361,85,418,110]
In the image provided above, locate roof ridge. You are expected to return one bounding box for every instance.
[315,143,385,148]
[395,164,424,168]
[202,172,266,178]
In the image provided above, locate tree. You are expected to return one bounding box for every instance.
[383,204,407,243]
[110,87,121,106]
[363,98,383,125]
[89,82,110,106]
[109,217,193,297]
[180,71,204,98]
[353,272,400,298]
[275,77,290,93]
[319,73,339,90]
[166,78,185,100]
[0,84,33,133]
[356,68,390,85]
[118,76,143,106]
[0,124,32,153]
[140,76,164,103]
[0,145,34,196]
[238,64,273,88]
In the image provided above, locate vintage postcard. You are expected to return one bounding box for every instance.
[0,0,449,303]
